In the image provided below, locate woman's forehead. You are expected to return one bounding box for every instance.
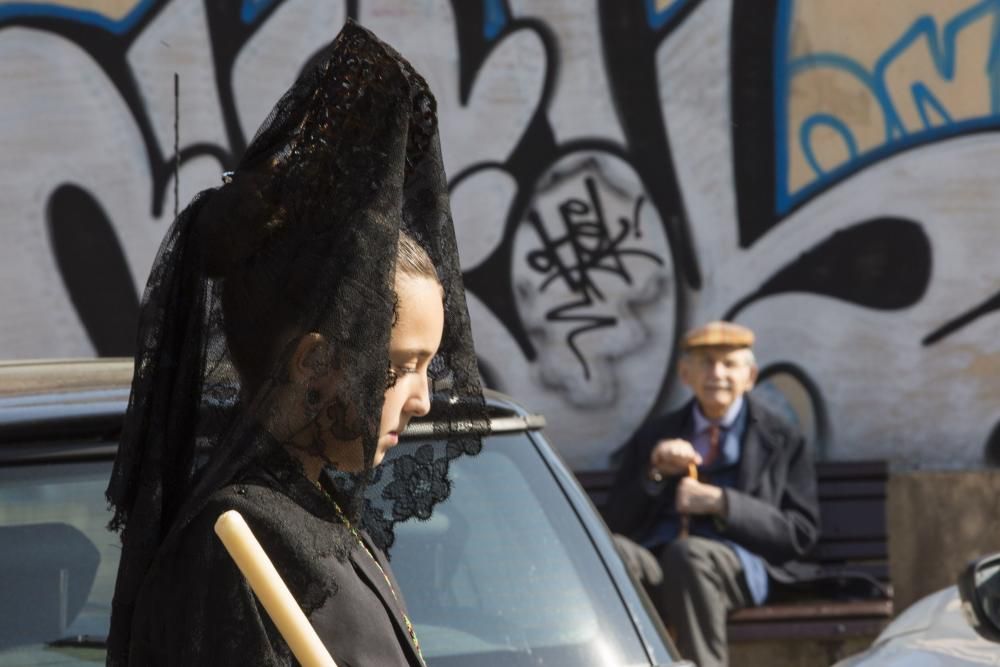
[391,276,444,346]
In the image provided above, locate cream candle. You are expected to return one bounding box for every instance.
[214,510,337,667]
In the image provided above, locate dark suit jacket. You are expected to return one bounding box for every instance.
[605,395,821,584]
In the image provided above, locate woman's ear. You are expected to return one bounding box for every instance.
[288,332,329,386]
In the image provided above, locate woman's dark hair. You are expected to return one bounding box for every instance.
[396,230,438,283]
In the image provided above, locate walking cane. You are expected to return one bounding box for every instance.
[678,462,699,539]
[215,510,338,667]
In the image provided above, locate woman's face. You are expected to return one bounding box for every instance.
[374,274,444,466]
[286,273,443,475]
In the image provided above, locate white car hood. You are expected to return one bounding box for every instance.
[833,587,1000,666]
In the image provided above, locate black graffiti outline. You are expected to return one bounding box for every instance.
[0,0,348,218]
[452,0,699,390]
[597,0,703,290]
[524,175,664,379]
[923,290,1000,345]
[0,0,360,354]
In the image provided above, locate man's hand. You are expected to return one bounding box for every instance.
[676,477,726,516]
[649,438,702,477]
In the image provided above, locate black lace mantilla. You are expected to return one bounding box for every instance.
[105,20,485,666]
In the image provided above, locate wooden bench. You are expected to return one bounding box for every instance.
[575,460,893,643]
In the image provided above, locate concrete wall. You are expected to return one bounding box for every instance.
[2,0,1000,470]
[888,469,1000,612]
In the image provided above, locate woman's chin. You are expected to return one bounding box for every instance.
[373,434,399,466]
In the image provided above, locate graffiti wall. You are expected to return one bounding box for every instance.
[2,0,999,471]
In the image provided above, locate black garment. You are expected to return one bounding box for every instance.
[130,440,422,666]
[605,396,821,585]
[106,20,485,666]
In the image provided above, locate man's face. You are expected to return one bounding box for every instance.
[678,346,758,419]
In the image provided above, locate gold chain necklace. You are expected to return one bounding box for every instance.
[313,480,425,664]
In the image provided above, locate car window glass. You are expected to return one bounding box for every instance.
[0,459,115,666]
[0,432,660,666]
[389,433,651,666]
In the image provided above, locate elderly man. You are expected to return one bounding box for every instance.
[606,321,820,667]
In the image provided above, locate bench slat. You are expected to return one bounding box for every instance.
[821,500,886,540]
[786,559,890,583]
[816,460,888,479]
[729,599,892,622]
[576,462,889,486]
[579,481,887,507]
[818,479,887,500]
[727,616,890,642]
[812,540,887,562]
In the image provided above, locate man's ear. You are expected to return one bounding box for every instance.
[677,354,694,389]
[288,332,329,386]
[746,362,759,390]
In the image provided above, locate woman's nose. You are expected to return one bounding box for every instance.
[407,374,431,417]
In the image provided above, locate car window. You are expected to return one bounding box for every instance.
[0,431,659,666]
[0,459,116,666]
[389,433,652,666]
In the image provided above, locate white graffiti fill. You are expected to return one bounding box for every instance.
[513,153,675,410]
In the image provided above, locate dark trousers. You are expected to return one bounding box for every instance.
[614,534,753,667]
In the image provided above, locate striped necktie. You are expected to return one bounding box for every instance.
[704,422,721,467]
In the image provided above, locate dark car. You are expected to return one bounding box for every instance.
[0,359,686,666]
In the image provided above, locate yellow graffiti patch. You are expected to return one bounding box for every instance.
[3,0,142,22]
[784,0,996,200]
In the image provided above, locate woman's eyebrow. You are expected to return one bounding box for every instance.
[392,348,436,359]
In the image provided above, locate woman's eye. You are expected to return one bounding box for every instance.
[393,364,418,375]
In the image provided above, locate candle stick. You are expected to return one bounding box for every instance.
[214,510,337,667]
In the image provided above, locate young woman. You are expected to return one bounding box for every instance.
[105,21,484,666]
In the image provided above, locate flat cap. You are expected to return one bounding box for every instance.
[681,321,755,351]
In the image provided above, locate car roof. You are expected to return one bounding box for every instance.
[0,358,544,452]
[0,358,134,397]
